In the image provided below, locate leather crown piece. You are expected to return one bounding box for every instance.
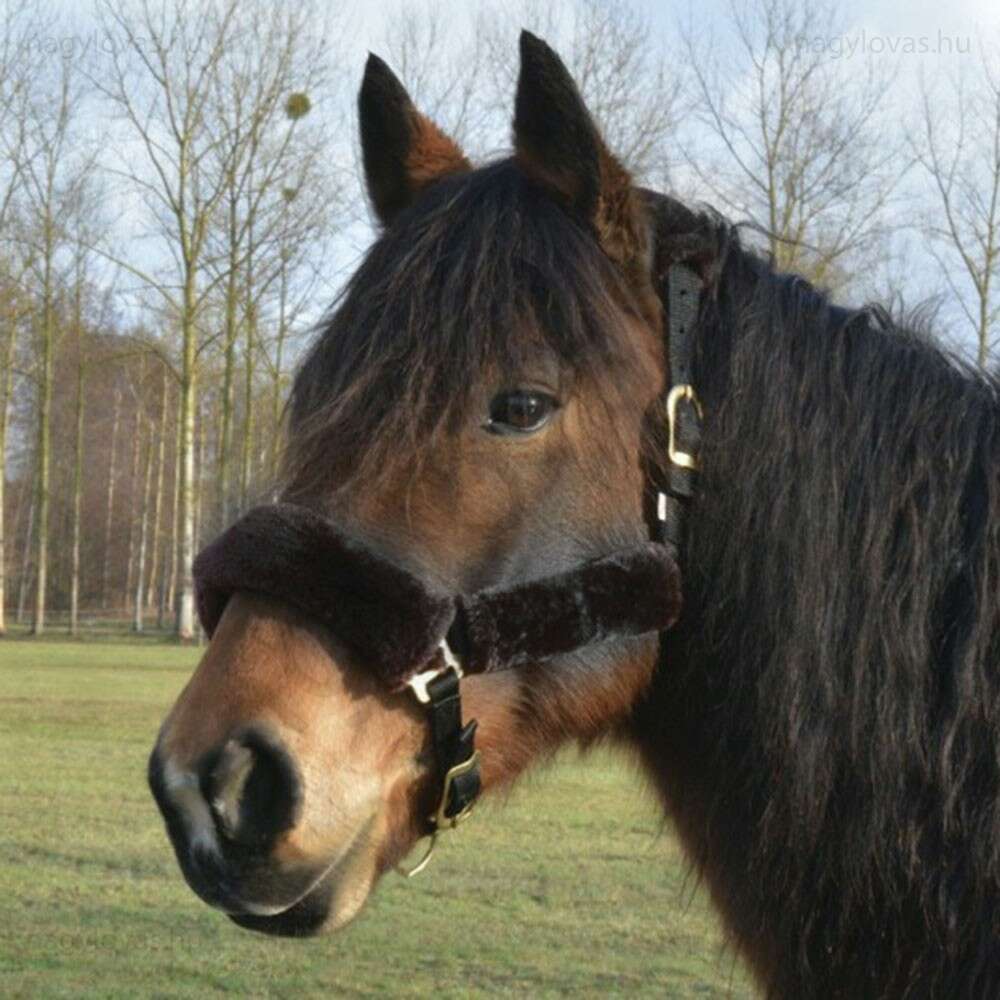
[194,503,683,690]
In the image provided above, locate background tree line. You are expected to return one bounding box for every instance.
[1,0,998,638]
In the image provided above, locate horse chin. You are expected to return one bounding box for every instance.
[228,866,372,937]
[228,824,383,937]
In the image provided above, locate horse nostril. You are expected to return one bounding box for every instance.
[205,727,302,849]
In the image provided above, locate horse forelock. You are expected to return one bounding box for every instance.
[281,158,660,502]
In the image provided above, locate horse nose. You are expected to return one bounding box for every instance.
[204,727,302,849]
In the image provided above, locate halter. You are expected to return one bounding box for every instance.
[192,261,703,879]
[194,508,682,874]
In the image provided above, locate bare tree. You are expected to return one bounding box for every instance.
[202,0,335,523]
[133,384,154,632]
[15,468,33,623]
[68,253,86,635]
[681,0,902,291]
[65,197,110,635]
[0,266,25,636]
[0,0,35,226]
[94,0,243,638]
[258,195,330,485]
[123,362,144,614]
[911,43,1000,367]
[0,1,42,635]
[99,384,121,607]
[381,2,490,150]
[161,387,182,628]
[16,51,92,635]
[144,363,169,614]
[478,0,684,186]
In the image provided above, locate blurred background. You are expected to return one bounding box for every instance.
[0,0,996,639]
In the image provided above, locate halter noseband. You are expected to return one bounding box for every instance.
[192,260,702,879]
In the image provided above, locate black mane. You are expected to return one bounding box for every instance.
[642,226,1000,996]
[288,154,1000,990]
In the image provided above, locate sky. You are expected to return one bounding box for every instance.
[32,0,1000,359]
[641,0,992,40]
[349,0,995,65]
[349,0,1000,359]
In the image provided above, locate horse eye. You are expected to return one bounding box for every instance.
[486,390,558,435]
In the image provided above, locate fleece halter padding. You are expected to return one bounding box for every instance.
[194,503,682,690]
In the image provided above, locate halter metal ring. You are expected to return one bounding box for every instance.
[406,638,463,704]
[395,832,438,878]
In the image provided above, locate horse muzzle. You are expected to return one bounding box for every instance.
[148,503,682,935]
[147,715,384,935]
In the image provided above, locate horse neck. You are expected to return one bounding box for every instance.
[631,251,1000,994]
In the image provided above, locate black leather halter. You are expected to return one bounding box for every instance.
[192,263,702,878]
[194,512,682,875]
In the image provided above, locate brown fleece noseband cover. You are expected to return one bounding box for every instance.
[194,503,681,690]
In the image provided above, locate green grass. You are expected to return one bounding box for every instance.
[0,640,753,999]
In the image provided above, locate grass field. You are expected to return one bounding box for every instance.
[0,639,753,999]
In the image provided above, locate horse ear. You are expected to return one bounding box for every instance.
[359,54,471,227]
[513,31,648,279]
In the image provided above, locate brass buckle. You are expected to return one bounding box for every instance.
[393,750,481,879]
[432,750,481,830]
[666,384,703,471]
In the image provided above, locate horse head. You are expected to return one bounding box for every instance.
[149,32,696,936]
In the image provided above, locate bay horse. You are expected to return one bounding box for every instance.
[149,32,1000,998]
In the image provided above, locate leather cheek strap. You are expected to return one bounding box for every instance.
[447,542,682,675]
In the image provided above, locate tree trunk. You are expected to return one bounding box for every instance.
[17,477,35,625]
[193,392,208,552]
[240,192,257,511]
[133,404,154,632]
[979,277,991,369]
[175,278,198,641]
[100,387,122,609]
[217,213,240,529]
[0,302,18,636]
[69,355,85,635]
[240,301,255,509]
[145,366,169,612]
[269,247,291,485]
[32,278,54,636]
[124,388,143,615]
[161,388,182,629]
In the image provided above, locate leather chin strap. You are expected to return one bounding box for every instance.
[191,263,701,878]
